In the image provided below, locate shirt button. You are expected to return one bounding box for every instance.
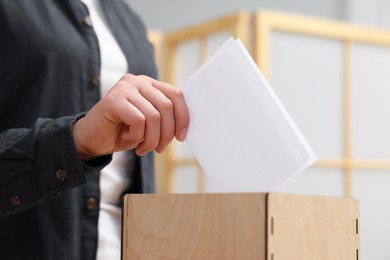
[90,74,101,87]
[9,195,22,207]
[83,16,93,27]
[55,169,68,183]
[86,197,98,210]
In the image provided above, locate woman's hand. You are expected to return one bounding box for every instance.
[72,74,189,160]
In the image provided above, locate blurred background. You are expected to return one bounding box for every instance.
[127,0,390,259]
[130,0,390,31]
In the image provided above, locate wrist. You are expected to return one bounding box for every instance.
[71,117,96,161]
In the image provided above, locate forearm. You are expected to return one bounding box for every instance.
[0,114,111,216]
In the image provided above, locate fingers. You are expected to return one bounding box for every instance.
[79,97,146,155]
[112,99,145,145]
[136,84,175,154]
[148,78,190,142]
[73,74,189,160]
[115,74,189,156]
[125,89,162,156]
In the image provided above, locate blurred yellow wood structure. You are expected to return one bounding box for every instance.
[122,192,360,259]
[148,9,390,195]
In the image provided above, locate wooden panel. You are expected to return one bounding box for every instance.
[267,193,360,260]
[122,193,267,260]
[353,170,390,260]
[165,11,249,48]
[255,9,390,47]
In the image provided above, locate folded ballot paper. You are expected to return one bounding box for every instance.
[181,37,318,192]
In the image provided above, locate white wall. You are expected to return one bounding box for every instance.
[345,0,390,29]
[128,0,390,31]
[128,0,345,31]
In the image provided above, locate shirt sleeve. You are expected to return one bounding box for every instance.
[0,113,112,216]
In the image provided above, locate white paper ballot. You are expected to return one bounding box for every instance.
[180,37,318,192]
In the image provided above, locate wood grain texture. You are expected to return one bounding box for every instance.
[122,193,359,260]
[122,193,267,260]
[267,193,360,260]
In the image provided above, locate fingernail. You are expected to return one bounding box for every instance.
[156,144,167,154]
[136,148,146,156]
[178,128,187,142]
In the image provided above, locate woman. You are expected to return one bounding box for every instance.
[0,0,189,259]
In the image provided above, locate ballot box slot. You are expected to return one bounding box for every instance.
[356,219,359,234]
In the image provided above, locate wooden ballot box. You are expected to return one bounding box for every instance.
[122,193,359,260]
